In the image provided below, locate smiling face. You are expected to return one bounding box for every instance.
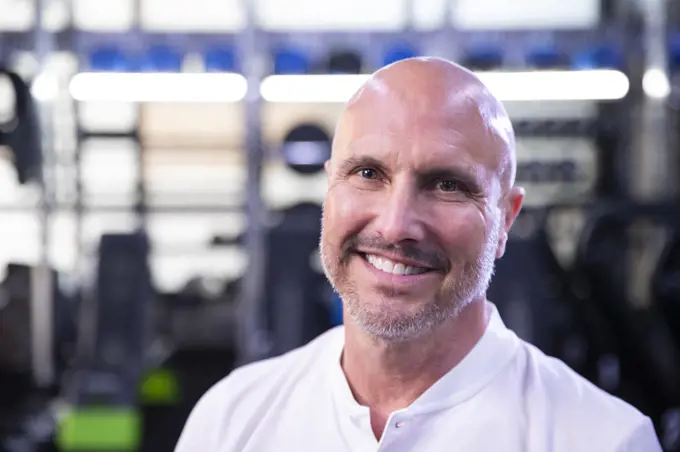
[320,58,523,342]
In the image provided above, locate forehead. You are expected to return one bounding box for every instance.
[334,98,508,177]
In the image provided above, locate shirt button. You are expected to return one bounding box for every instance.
[395,421,404,428]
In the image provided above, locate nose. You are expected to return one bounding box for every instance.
[372,182,426,244]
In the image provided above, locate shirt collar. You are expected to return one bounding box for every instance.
[326,301,520,417]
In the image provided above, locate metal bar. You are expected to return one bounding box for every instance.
[235,0,270,365]
[0,204,244,213]
[633,0,675,200]
[74,123,85,278]
[30,0,56,389]
[79,131,140,139]
[134,138,147,230]
[131,0,148,233]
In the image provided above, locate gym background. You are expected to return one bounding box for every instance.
[0,0,679,451]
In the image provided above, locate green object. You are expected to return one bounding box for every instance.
[140,368,180,404]
[57,407,140,451]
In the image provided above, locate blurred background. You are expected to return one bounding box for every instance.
[0,0,679,450]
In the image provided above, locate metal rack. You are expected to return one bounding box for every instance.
[0,0,676,367]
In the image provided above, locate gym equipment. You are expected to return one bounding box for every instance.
[205,47,238,72]
[383,43,418,66]
[273,48,310,74]
[670,33,680,72]
[0,264,78,452]
[526,45,568,68]
[256,123,336,356]
[138,347,236,452]
[575,201,680,450]
[571,44,623,70]
[58,232,152,452]
[329,291,343,326]
[0,265,77,377]
[159,276,238,349]
[88,47,134,72]
[281,124,332,174]
[492,199,680,450]
[461,44,504,70]
[263,202,334,356]
[0,69,43,185]
[324,50,363,74]
[0,265,34,376]
[653,232,680,355]
[132,274,241,451]
[489,208,623,390]
[142,46,183,72]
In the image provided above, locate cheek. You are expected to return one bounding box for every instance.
[323,184,371,244]
[434,207,489,258]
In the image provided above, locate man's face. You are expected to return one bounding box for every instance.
[320,93,513,342]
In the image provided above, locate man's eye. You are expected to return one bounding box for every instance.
[358,168,378,179]
[437,180,460,192]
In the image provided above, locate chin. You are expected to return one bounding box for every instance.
[345,291,456,342]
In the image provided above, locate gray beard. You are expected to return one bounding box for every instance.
[319,218,499,343]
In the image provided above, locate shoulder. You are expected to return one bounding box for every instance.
[174,326,343,451]
[224,325,343,395]
[514,340,661,451]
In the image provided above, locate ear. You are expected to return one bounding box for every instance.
[496,186,525,259]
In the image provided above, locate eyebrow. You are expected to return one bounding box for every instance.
[338,155,484,195]
[420,167,484,194]
[338,156,387,176]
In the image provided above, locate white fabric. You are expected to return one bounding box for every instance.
[175,303,662,452]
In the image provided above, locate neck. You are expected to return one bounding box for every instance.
[341,299,491,416]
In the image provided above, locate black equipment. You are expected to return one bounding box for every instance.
[575,201,680,451]
[489,208,623,393]
[260,122,336,356]
[490,198,680,451]
[0,264,77,452]
[653,232,680,352]
[58,232,152,452]
[68,232,152,407]
[264,203,334,356]
[0,69,42,185]
[281,124,331,174]
[325,50,363,74]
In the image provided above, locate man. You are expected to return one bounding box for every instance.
[175,57,662,451]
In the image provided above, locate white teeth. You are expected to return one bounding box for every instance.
[365,254,428,276]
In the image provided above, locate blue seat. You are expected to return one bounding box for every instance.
[383,43,418,66]
[140,46,183,72]
[669,33,680,72]
[273,48,310,75]
[571,44,623,70]
[88,47,132,72]
[205,47,237,72]
[329,291,343,326]
[526,45,565,69]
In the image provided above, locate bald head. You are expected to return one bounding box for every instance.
[332,57,517,194]
[321,58,525,343]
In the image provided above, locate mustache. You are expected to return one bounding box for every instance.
[342,235,449,271]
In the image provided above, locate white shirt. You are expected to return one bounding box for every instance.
[175,302,662,452]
